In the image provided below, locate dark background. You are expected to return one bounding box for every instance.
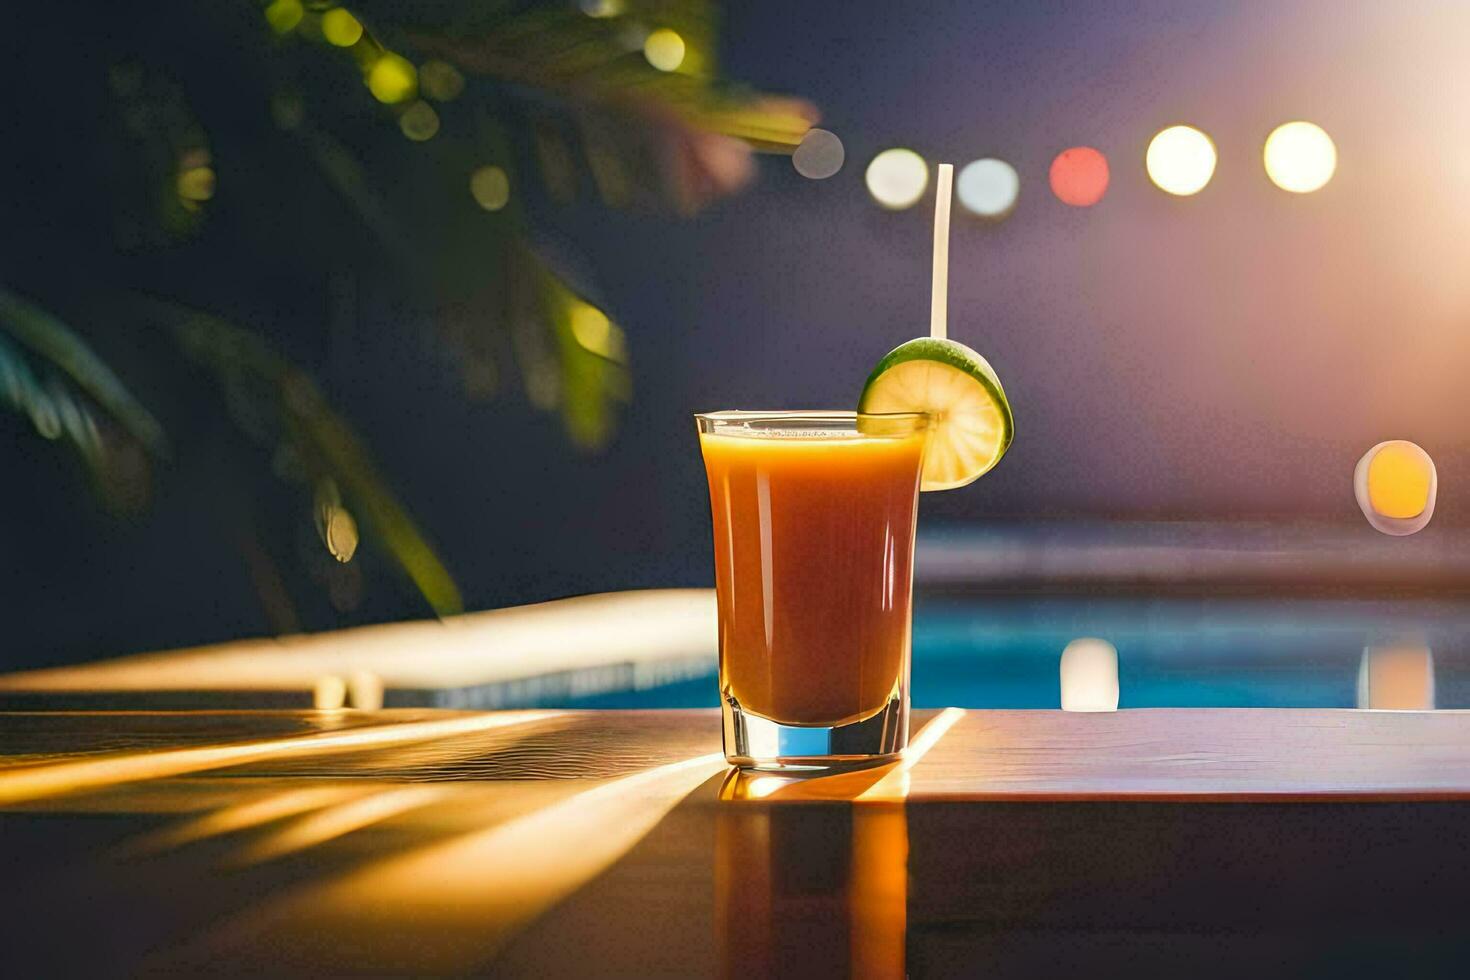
[4,1,1469,669]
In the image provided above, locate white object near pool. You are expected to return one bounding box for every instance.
[1059,637,1120,712]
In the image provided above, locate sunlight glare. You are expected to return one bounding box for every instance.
[0,711,559,806]
[857,707,965,801]
[213,753,726,969]
[234,787,446,865]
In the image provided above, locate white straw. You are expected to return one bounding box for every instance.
[930,163,954,340]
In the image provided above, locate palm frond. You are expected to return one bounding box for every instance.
[405,12,816,212]
[506,247,630,449]
[0,287,169,466]
[140,297,464,617]
[274,2,816,213]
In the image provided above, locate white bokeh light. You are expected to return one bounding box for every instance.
[1146,125,1217,196]
[956,158,1020,219]
[865,148,929,210]
[1060,638,1119,712]
[1263,121,1336,193]
[792,128,845,179]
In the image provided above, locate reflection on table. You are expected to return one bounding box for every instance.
[5,708,1470,975]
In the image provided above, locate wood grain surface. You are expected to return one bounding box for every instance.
[4,708,1470,976]
[906,708,1470,800]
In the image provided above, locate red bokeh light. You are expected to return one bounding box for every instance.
[1049,147,1110,207]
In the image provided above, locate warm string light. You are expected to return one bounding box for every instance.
[863,121,1330,211]
[1355,440,1436,535]
[865,148,929,209]
[1146,124,1217,195]
[956,158,1019,219]
[1264,120,1337,193]
[1049,146,1109,206]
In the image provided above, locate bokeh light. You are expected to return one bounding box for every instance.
[348,671,384,710]
[176,166,216,203]
[643,29,686,72]
[865,148,928,210]
[570,303,626,362]
[367,54,417,104]
[321,8,363,48]
[398,101,440,142]
[1145,125,1217,196]
[1354,440,1436,535]
[470,166,510,211]
[956,158,1019,219]
[580,0,624,16]
[1263,121,1336,193]
[325,506,359,562]
[313,674,347,711]
[1059,637,1119,712]
[1358,644,1435,710]
[419,60,465,102]
[264,0,304,35]
[1369,444,1431,518]
[1049,146,1109,206]
[792,128,844,179]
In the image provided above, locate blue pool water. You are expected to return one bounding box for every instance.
[553,596,1470,710]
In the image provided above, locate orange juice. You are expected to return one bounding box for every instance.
[698,413,926,732]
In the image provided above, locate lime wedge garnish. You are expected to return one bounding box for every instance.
[858,337,1013,491]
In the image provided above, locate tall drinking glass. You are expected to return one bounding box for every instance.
[696,411,929,769]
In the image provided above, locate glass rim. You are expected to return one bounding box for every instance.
[695,409,929,438]
[695,410,928,422]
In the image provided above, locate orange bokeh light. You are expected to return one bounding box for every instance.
[1049,146,1110,207]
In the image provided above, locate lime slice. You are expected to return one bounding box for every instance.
[858,337,1013,491]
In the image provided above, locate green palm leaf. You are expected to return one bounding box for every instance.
[141,297,464,617]
[0,287,169,458]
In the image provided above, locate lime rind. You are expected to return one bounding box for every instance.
[858,337,1014,491]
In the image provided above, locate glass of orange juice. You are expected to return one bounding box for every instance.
[696,411,928,769]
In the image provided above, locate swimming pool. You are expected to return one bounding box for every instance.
[550,595,1470,710]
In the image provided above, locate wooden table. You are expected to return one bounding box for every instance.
[3,708,1470,976]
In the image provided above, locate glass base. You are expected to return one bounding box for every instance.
[722,694,908,771]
